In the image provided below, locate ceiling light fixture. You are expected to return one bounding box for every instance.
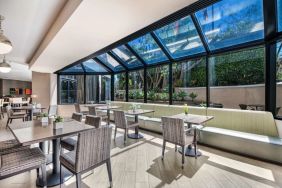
[0,15,12,54]
[0,56,11,73]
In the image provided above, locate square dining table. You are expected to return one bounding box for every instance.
[96,105,121,125]
[9,119,94,187]
[171,113,214,157]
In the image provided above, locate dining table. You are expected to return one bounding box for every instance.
[96,105,121,125]
[12,105,46,121]
[171,113,214,157]
[124,109,154,139]
[8,118,94,187]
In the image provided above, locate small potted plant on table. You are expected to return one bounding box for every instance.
[184,104,189,115]
[53,116,64,129]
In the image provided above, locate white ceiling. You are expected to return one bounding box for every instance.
[30,0,198,73]
[0,0,67,81]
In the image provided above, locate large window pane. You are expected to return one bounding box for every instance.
[276,41,282,117]
[195,0,264,50]
[112,45,143,68]
[101,75,111,101]
[128,33,169,65]
[209,47,265,109]
[154,16,205,58]
[172,58,206,106]
[61,64,84,73]
[97,53,125,72]
[147,65,169,103]
[278,0,282,32]
[60,75,84,104]
[86,75,99,103]
[83,59,108,72]
[114,73,126,101]
[129,70,144,102]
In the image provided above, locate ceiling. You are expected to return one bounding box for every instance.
[29,0,198,73]
[0,0,67,81]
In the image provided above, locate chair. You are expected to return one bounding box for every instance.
[33,103,43,119]
[60,126,112,188]
[85,115,101,128]
[6,106,27,128]
[88,106,108,122]
[0,139,27,155]
[161,117,197,168]
[0,147,47,188]
[48,105,58,118]
[60,113,83,151]
[113,110,139,143]
[74,103,88,115]
[0,99,4,119]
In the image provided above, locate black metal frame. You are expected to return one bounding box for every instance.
[56,0,282,117]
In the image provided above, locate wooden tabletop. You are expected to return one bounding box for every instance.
[171,113,214,125]
[9,119,94,146]
[96,106,121,110]
[124,109,154,115]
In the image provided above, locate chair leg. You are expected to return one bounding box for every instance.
[114,127,117,140]
[10,119,12,123]
[60,164,63,188]
[124,129,127,144]
[106,159,113,187]
[175,144,177,152]
[6,118,9,128]
[76,173,82,188]
[182,146,185,169]
[41,163,47,188]
[162,140,166,160]
[194,142,197,159]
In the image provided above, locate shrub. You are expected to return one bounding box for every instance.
[148,90,157,101]
[189,92,198,102]
[177,90,187,101]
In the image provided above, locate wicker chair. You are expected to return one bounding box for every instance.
[0,147,47,187]
[6,106,26,128]
[161,117,197,168]
[113,110,139,143]
[0,99,4,119]
[60,126,112,188]
[85,115,101,128]
[88,106,108,122]
[0,139,28,155]
[74,103,88,115]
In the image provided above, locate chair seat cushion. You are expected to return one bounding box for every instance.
[0,148,45,177]
[0,139,23,155]
[61,137,77,151]
[60,151,76,172]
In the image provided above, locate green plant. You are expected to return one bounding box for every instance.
[54,116,64,123]
[148,90,157,101]
[159,93,168,101]
[184,104,189,115]
[189,92,198,102]
[40,113,48,118]
[172,93,178,101]
[177,90,187,101]
[200,102,207,107]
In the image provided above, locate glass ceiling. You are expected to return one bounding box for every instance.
[58,0,282,74]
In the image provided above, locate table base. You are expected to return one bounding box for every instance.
[128,133,144,139]
[36,166,72,187]
[178,146,202,157]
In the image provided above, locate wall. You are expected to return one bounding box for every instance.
[1,79,31,96]
[32,72,57,108]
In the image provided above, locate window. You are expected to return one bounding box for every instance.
[85,75,99,103]
[209,47,265,109]
[128,33,168,64]
[154,16,205,58]
[172,58,206,105]
[60,75,84,104]
[195,0,264,50]
[129,70,144,102]
[83,59,108,72]
[100,75,111,101]
[62,64,84,73]
[278,0,282,32]
[97,53,125,72]
[147,65,169,103]
[276,41,282,117]
[114,73,126,101]
[112,45,143,68]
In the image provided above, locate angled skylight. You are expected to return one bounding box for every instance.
[195,0,264,50]
[62,64,84,73]
[83,59,108,72]
[112,45,143,68]
[97,53,125,72]
[154,15,205,58]
[278,0,282,32]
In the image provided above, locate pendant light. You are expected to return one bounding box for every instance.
[0,15,12,54]
[0,56,11,73]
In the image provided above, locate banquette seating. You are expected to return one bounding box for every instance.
[58,102,282,163]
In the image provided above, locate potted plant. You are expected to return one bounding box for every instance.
[184,104,189,115]
[53,116,64,129]
[40,113,49,124]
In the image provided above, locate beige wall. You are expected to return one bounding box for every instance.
[1,79,31,96]
[32,72,57,108]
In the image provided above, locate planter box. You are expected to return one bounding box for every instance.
[53,122,63,129]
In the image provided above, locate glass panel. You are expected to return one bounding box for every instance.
[100,75,111,101]
[278,0,282,32]
[62,64,84,73]
[172,58,206,106]
[128,33,169,64]
[129,70,144,102]
[86,75,99,103]
[147,65,169,103]
[112,45,143,68]
[60,75,84,104]
[276,41,282,117]
[195,0,264,50]
[209,47,265,109]
[154,16,205,58]
[114,73,126,101]
[83,59,108,72]
[97,53,125,71]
